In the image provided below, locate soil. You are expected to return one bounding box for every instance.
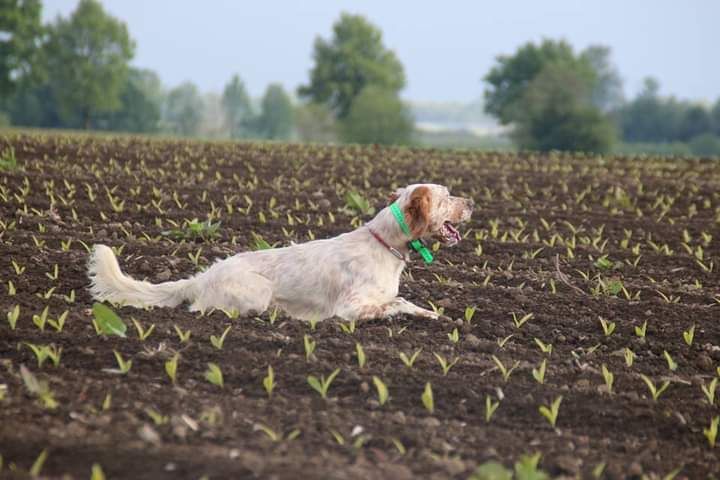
[0,133,719,479]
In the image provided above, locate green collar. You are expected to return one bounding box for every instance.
[389,202,434,264]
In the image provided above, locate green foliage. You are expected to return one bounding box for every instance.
[254,83,293,140]
[164,81,203,136]
[0,0,43,97]
[344,190,375,216]
[484,39,615,153]
[298,13,405,119]
[340,86,414,145]
[222,74,254,139]
[44,0,135,128]
[0,146,18,170]
[294,102,337,143]
[96,68,162,133]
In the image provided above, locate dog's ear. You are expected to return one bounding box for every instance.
[388,188,405,205]
[405,186,431,237]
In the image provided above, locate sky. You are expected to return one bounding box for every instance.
[43,1,720,104]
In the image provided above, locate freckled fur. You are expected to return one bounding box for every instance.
[88,183,473,321]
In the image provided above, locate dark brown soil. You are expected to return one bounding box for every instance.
[0,133,719,479]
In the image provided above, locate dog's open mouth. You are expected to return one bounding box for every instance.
[439,221,461,245]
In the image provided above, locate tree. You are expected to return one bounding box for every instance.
[298,13,405,119]
[616,78,687,143]
[484,39,596,125]
[163,82,203,137]
[221,74,253,139]
[510,64,615,153]
[484,39,614,152]
[295,103,337,143]
[580,45,624,112]
[254,84,293,140]
[340,85,414,145]
[712,99,720,136]
[0,0,43,99]
[44,0,135,129]
[96,68,162,133]
[679,105,712,142]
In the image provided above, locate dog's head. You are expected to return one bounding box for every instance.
[389,183,473,246]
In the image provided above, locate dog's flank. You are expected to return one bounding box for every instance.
[88,183,473,321]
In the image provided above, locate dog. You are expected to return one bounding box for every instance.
[88,183,473,321]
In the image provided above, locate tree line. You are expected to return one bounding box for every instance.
[1,0,718,154]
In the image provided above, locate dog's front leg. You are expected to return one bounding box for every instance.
[339,297,438,321]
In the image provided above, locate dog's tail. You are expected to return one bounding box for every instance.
[88,244,196,308]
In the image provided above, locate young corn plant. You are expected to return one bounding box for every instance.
[447,327,460,344]
[663,350,678,371]
[421,382,434,414]
[303,335,316,361]
[640,374,670,401]
[599,317,616,337]
[131,318,155,341]
[174,325,192,343]
[683,325,695,346]
[704,416,719,448]
[433,353,459,376]
[7,305,20,330]
[355,342,366,368]
[539,396,563,428]
[307,369,340,400]
[485,395,500,423]
[701,378,717,406]
[47,311,68,333]
[204,363,224,388]
[625,347,636,367]
[534,338,553,356]
[399,348,422,368]
[112,350,132,374]
[497,334,514,349]
[492,355,520,382]
[511,312,533,329]
[372,376,389,406]
[210,325,231,349]
[634,320,648,338]
[263,365,276,398]
[464,305,476,325]
[165,353,179,385]
[32,306,49,331]
[532,359,547,384]
[601,364,614,395]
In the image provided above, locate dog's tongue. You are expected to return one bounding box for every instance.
[444,222,461,243]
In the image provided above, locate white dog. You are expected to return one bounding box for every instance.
[88,183,473,321]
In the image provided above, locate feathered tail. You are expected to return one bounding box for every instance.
[88,244,196,308]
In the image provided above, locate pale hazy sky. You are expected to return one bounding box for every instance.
[44,1,720,103]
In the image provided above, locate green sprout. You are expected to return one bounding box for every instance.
[339,318,357,334]
[210,325,232,349]
[32,306,49,331]
[539,396,563,428]
[7,305,20,329]
[355,342,366,368]
[634,320,647,338]
[601,364,614,394]
[625,347,636,367]
[307,368,340,399]
[399,348,422,368]
[532,359,547,384]
[372,376,389,406]
[131,318,155,341]
[204,363,224,388]
[421,382,434,414]
[663,350,678,371]
[112,350,132,374]
[511,312,533,328]
[683,325,695,346]
[165,353,179,385]
[447,327,460,344]
[303,334,316,361]
[492,355,520,382]
[599,317,616,336]
[704,416,719,448]
[464,305,476,324]
[485,395,500,423]
[640,374,670,401]
[263,365,276,398]
[433,353,459,376]
[701,378,717,406]
[533,337,553,356]
[174,325,192,343]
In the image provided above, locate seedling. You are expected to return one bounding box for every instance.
[254,423,299,442]
[7,280,15,296]
[210,325,231,349]
[485,395,500,423]
[30,449,48,477]
[433,353,459,376]
[47,310,68,333]
[640,374,670,401]
[427,301,444,316]
[20,365,57,409]
[344,191,375,216]
[174,325,192,343]
[701,378,717,405]
[32,306,49,331]
[92,303,127,337]
[464,305,476,324]
[599,317,616,336]
[63,289,76,304]
[102,393,112,411]
[539,395,562,428]
[447,327,460,344]
[339,319,357,334]
[267,306,279,325]
[303,335,316,361]
[532,359,547,384]
[511,312,533,328]
[6,305,19,329]
[355,342,366,368]
[601,364,614,394]
[372,376,389,405]
[663,350,678,371]
[131,318,155,341]
[204,363,224,388]
[145,408,168,425]
[112,350,132,374]
[421,382,434,414]
[492,355,520,382]
[634,320,647,338]
[263,365,276,398]
[683,325,695,346]
[307,368,340,399]
[91,464,106,480]
[45,264,59,281]
[25,343,61,368]
[497,334,514,348]
[165,353,179,384]
[704,416,719,448]
[534,338,553,356]
[399,348,422,368]
[625,347,636,367]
